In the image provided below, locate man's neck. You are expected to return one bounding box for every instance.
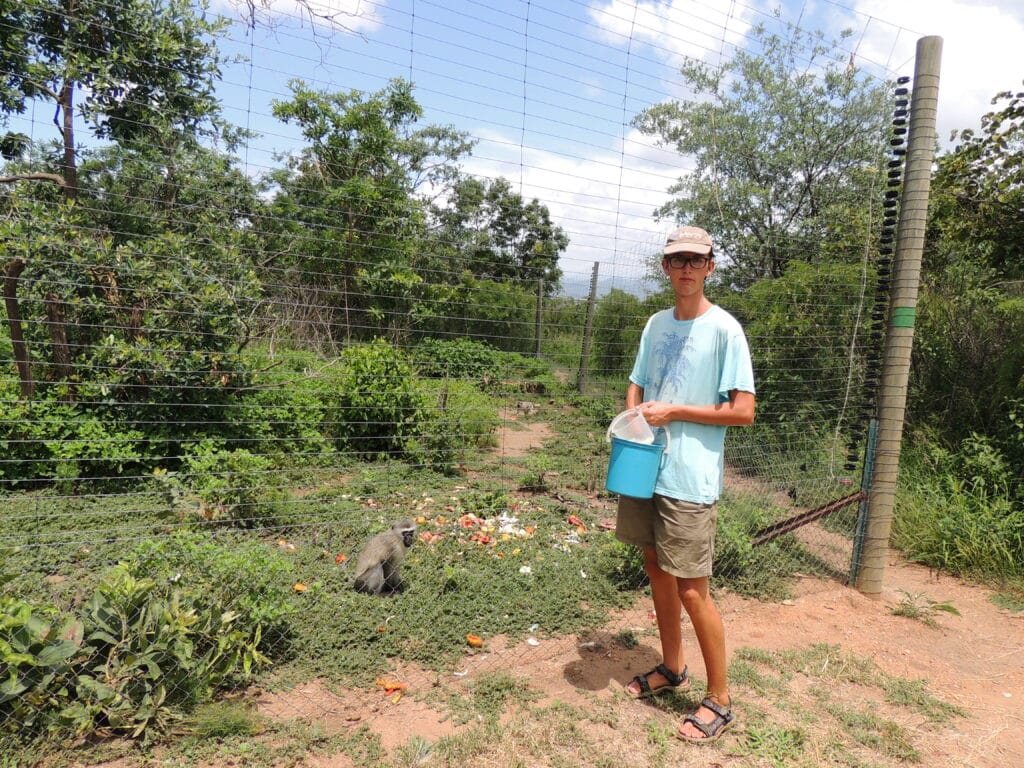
[674,295,713,321]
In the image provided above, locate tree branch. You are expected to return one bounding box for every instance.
[0,172,68,186]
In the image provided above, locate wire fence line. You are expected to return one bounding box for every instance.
[0,0,917,755]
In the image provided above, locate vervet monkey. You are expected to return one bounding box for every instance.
[353,519,416,595]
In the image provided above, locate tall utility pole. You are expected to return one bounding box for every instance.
[856,36,943,595]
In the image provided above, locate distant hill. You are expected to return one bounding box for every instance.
[559,272,652,300]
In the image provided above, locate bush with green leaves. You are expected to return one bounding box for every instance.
[231,376,333,465]
[0,533,296,748]
[414,378,499,473]
[0,398,146,489]
[591,288,645,376]
[0,598,83,740]
[173,441,282,526]
[326,339,428,459]
[124,531,297,636]
[729,261,874,425]
[416,276,537,353]
[69,566,268,739]
[893,436,1024,581]
[412,337,508,380]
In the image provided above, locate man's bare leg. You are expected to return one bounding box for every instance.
[625,546,687,695]
[677,576,731,739]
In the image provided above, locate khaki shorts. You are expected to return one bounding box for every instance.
[615,494,718,579]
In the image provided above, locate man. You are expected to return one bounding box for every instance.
[617,225,755,743]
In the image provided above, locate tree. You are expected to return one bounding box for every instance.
[262,78,475,345]
[590,289,644,376]
[0,0,227,199]
[633,25,891,287]
[912,86,1024,480]
[0,0,229,398]
[429,176,567,295]
[928,86,1024,281]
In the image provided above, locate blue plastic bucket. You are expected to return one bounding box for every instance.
[605,436,666,498]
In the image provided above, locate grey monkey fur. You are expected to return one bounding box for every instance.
[353,518,416,595]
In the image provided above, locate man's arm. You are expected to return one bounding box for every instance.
[636,389,755,428]
[625,382,644,410]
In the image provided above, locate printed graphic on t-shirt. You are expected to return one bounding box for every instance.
[654,332,694,395]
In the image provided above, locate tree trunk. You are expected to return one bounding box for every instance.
[59,80,78,199]
[3,258,34,399]
[44,292,74,401]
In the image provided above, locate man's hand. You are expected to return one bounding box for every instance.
[635,400,674,427]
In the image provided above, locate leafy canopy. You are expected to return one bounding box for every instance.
[634,24,891,286]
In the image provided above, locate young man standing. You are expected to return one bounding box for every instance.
[617,225,755,743]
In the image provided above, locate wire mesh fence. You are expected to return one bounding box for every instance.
[0,0,917,757]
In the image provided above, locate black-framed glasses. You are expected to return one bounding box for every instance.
[664,254,711,270]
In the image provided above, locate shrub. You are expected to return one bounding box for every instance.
[0,598,82,740]
[232,380,332,465]
[412,337,508,380]
[162,441,282,527]
[326,339,427,459]
[0,533,295,747]
[893,439,1024,581]
[414,379,499,473]
[0,399,145,489]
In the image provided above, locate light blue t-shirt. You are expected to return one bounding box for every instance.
[629,304,755,504]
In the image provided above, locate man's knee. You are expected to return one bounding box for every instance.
[677,578,710,611]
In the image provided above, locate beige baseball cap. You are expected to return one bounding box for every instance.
[663,226,713,256]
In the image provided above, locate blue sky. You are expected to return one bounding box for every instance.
[14,0,1024,289]
[202,0,1021,288]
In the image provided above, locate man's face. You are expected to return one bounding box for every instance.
[662,251,714,294]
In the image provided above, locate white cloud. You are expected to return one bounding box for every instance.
[838,0,1024,142]
[588,0,755,74]
[462,127,683,280]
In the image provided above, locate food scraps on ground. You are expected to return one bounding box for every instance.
[466,634,484,648]
[375,678,407,694]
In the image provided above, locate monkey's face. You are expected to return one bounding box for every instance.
[401,528,415,547]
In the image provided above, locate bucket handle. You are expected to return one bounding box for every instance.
[606,412,671,454]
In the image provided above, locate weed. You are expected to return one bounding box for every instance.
[613,629,638,649]
[823,700,920,761]
[185,700,263,739]
[729,657,785,696]
[891,589,962,627]
[990,590,1024,613]
[882,678,966,725]
[738,720,808,766]
[435,672,539,726]
[392,735,433,766]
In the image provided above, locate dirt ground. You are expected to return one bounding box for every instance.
[248,416,1024,768]
[248,554,1023,768]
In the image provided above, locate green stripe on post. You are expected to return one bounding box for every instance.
[891,306,916,328]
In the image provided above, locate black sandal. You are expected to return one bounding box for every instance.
[677,696,735,743]
[626,663,688,698]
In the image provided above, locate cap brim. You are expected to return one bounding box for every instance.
[663,242,712,256]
